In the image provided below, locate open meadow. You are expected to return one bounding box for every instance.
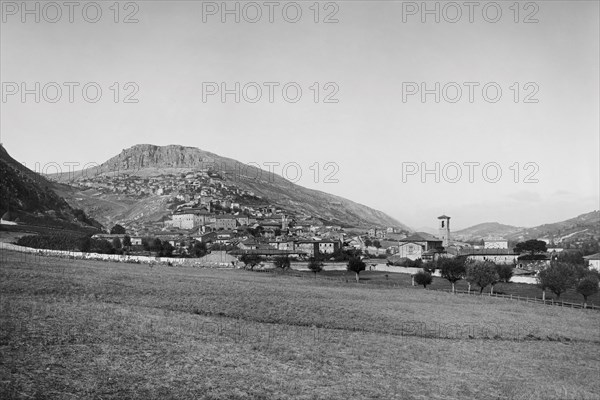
[1,250,599,399]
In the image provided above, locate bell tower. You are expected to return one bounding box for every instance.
[438,215,451,247]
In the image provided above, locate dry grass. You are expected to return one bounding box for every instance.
[1,250,599,399]
[294,268,600,306]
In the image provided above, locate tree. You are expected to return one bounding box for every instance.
[240,253,261,270]
[537,262,576,299]
[190,241,208,258]
[409,258,425,270]
[438,257,466,293]
[122,235,132,248]
[110,224,126,234]
[79,236,91,253]
[466,261,500,294]
[111,237,122,250]
[576,275,599,305]
[514,239,547,257]
[160,241,174,257]
[373,240,381,249]
[149,238,163,253]
[93,239,114,254]
[307,258,324,278]
[414,270,432,289]
[495,264,513,283]
[557,250,585,265]
[273,256,291,271]
[347,256,366,283]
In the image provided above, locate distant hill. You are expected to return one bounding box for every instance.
[51,144,410,231]
[453,222,523,242]
[510,210,599,244]
[414,226,438,236]
[0,144,102,232]
[453,212,600,244]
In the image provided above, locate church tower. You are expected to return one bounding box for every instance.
[438,215,451,247]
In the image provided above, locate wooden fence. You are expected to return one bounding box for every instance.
[435,288,600,310]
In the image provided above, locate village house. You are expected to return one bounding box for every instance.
[483,238,509,249]
[195,231,218,244]
[583,253,600,271]
[238,238,261,250]
[92,233,126,242]
[318,240,341,254]
[516,255,551,270]
[368,228,386,238]
[215,230,236,244]
[397,233,443,261]
[166,208,213,230]
[214,215,238,230]
[294,241,318,257]
[293,240,341,257]
[268,239,295,251]
[235,215,250,226]
[379,239,399,254]
[459,248,519,265]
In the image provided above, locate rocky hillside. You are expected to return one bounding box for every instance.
[52,144,408,230]
[0,144,102,232]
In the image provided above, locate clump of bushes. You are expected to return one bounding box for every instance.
[414,270,433,288]
[17,233,86,251]
[17,234,122,255]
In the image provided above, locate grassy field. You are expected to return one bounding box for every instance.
[288,268,600,307]
[1,250,599,399]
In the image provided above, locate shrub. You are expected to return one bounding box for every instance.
[273,256,291,271]
[17,233,88,252]
[240,253,262,270]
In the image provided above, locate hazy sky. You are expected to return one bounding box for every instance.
[1,1,598,230]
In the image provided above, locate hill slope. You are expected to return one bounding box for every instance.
[453,222,523,241]
[453,211,600,244]
[510,210,600,243]
[0,145,102,232]
[52,144,409,230]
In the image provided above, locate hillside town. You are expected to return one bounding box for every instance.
[84,209,600,274]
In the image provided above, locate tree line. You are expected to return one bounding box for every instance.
[412,256,599,306]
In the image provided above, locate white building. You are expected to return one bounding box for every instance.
[584,253,600,272]
[484,239,509,249]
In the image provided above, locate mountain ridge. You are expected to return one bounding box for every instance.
[52,144,410,231]
[452,211,599,243]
